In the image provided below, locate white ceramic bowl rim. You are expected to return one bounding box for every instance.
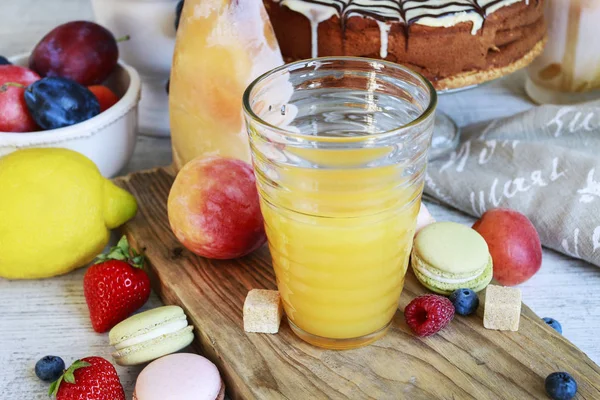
[0,53,141,146]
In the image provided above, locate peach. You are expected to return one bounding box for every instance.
[168,156,266,259]
[472,208,542,286]
[415,203,436,235]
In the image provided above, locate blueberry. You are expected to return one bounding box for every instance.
[545,372,577,400]
[542,317,562,334]
[449,288,479,315]
[0,56,11,65]
[175,0,184,30]
[23,77,100,130]
[35,356,65,382]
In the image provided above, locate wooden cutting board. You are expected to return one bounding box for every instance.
[115,167,600,400]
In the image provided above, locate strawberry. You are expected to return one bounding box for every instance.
[50,357,125,400]
[84,236,150,333]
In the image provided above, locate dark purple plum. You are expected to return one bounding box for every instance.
[24,77,100,130]
[30,21,118,85]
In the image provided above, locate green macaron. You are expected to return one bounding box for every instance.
[411,221,493,295]
[109,305,194,366]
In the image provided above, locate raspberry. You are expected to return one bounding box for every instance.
[404,294,455,337]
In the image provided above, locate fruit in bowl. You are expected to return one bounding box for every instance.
[30,21,119,86]
[0,53,140,177]
[472,208,542,286]
[0,71,119,132]
[89,85,119,112]
[168,156,267,259]
[0,19,141,177]
[0,65,40,132]
[0,21,125,134]
[24,77,101,130]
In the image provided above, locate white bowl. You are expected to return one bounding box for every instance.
[0,54,141,177]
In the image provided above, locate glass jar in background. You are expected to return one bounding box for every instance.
[525,0,600,104]
[169,0,283,171]
[243,57,436,349]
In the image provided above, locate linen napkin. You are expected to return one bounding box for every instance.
[425,99,600,267]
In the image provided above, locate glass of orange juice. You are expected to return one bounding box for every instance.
[243,57,436,349]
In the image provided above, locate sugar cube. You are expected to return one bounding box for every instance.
[243,289,283,334]
[483,285,522,331]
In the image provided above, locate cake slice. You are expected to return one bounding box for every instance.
[264,0,546,90]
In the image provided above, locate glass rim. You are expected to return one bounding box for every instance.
[242,56,438,143]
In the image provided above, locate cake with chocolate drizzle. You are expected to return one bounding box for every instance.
[263,0,546,90]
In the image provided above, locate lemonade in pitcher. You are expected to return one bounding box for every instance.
[169,0,283,170]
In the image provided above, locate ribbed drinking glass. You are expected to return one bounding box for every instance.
[243,57,436,349]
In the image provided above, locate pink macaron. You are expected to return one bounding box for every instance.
[133,353,225,400]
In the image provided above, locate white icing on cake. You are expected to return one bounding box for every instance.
[273,0,532,57]
[376,20,392,58]
[281,0,340,57]
[345,0,403,21]
[404,0,483,34]
[478,0,528,15]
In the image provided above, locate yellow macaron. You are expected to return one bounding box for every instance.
[411,222,493,295]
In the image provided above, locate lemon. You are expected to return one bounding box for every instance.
[0,148,137,279]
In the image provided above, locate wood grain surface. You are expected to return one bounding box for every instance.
[115,167,600,400]
[2,2,600,399]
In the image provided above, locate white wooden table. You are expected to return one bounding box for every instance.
[1,1,599,398]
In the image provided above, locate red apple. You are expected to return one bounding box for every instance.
[472,208,542,285]
[0,65,40,132]
[168,156,266,259]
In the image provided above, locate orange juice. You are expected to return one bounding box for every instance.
[244,57,436,349]
[260,164,422,343]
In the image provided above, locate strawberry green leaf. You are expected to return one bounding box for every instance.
[132,255,144,267]
[49,360,91,397]
[107,248,127,260]
[69,360,91,371]
[63,370,75,384]
[116,235,129,254]
[94,236,145,269]
[48,376,62,397]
